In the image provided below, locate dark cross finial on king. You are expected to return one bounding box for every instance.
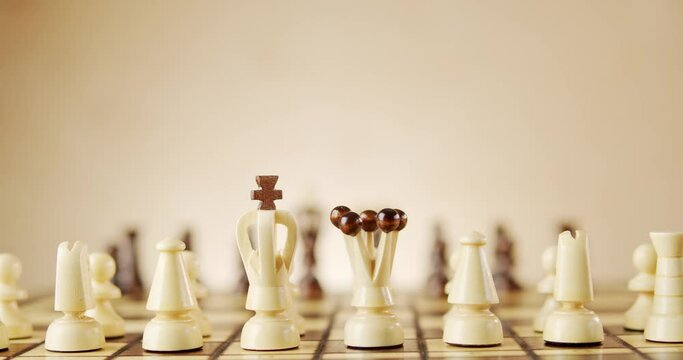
[251,175,283,210]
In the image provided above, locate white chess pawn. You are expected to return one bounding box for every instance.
[85,253,125,338]
[236,176,300,351]
[543,231,603,345]
[182,250,212,337]
[533,245,559,332]
[45,241,105,352]
[624,242,656,331]
[645,232,683,342]
[330,207,406,348]
[443,231,502,347]
[142,239,203,352]
[0,253,33,339]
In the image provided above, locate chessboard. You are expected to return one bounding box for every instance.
[2,291,682,359]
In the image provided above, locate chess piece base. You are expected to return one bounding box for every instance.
[533,296,559,333]
[344,309,404,348]
[190,308,213,337]
[645,313,683,342]
[624,293,653,331]
[142,314,203,352]
[0,323,8,350]
[240,312,299,350]
[443,306,503,346]
[86,302,125,338]
[289,310,305,336]
[543,305,603,344]
[45,313,105,352]
[0,301,33,339]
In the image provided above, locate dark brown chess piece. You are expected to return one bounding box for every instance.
[112,228,145,300]
[492,224,522,292]
[426,223,449,298]
[298,206,324,299]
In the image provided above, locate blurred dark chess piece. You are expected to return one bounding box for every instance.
[425,223,449,298]
[298,206,324,299]
[181,229,193,251]
[492,224,522,292]
[111,229,145,300]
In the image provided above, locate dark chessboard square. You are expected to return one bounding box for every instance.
[0,342,41,358]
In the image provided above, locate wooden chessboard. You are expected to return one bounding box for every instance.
[2,291,683,359]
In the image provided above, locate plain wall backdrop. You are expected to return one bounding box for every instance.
[1,0,682,296]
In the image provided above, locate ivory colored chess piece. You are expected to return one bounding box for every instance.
[236,176,300,350]
[533,245,559,332]
[142,239,203,352]
[85,252,125,338]
[543,231,603,345]
[45,241,105,352]
[330,206,406,348]
[283,262,305,336]
[0,253,33,339]
[624,242,656,331]
[444,248,460,295]
[0,323,7,350]
[645,232,683,342]
[182,250,212,337]
[443,232,502,347]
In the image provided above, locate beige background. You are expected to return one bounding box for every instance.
[1,0,682,296]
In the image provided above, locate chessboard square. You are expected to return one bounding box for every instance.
[511,325,539,337]
[123,356,212,360]
[222,341,318,355]
[425,338,521,352]
[404,329,417,339]
[322,353,422,359]
[22,342,126,357]
[535,348,633,356]
[1,342,41,358]
[430,351,528,358]
[119,341,224,356]
[219,355,315,360]
[538,353,641,360]
[323,340,419,354]
[521,335,624,350]
[8,332,45,344]
[17,357,109,360]
[328,329,344,340]
[619,334,683,349]
[419,315,443,330]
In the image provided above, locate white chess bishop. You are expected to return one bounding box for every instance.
[45,241,105,352]
[543,230,603,345]
[645,232,683,342]
[330,206,407,349]
[182,250,212,337]
[533,245,559,332]
[443,231,502,347]
[0,253,33,339]
[624,242,656,331]
[143,239,203,352]
[236,176,301,350]
[85,252,125,338]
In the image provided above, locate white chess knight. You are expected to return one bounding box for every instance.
[624,242,656,331]
[85,252,125,338]
[645,232,683,342]
[182,250,212,337]
[330,206,407,348]
[443,231,502,347]
[0,253,33,339]
[236,175,301,350]
[142,239,203,352]
[45,241,105,352]
[533,245,559,332]
[543,230,603,345]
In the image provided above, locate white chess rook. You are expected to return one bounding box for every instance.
[624,242,656,331]
[443,231,503,347]
[543,230,603,345]
[85,252,125,338]
[236,175,300,351]
[330,207,406,349]
[182,250,213,337]
[0,253,33,339]
[644,232,683,342]
[533,245,559,332]
[142,239,203,352]
[45,241,105,352]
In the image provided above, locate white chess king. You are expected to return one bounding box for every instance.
[45,241,105,352]
[236,175,300,350]
[330,206,407,348]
